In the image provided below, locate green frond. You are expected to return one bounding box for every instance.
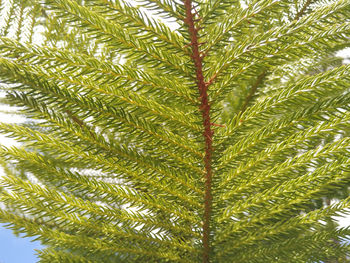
[0,122,202,201]
[214,197,350,261]
[202,0,291,53]
[218,96,350,176]
[207,0,350,105]
[0,0,349,262]
[42,0,192,78]
[200,0,240,25]
[1,137,202,210]
[0,36,198,105]
[1,175,198,253]
[218,113,350,198]
[0,208,191,262]
[86,0,187,55]
[220,64,350,153]
[36,248,94,263]
[135,0,185,21]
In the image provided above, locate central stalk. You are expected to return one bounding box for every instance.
[184,1,214,262]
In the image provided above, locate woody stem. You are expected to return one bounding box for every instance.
[184,1,214,262]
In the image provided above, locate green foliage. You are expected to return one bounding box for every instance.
[0,0,350,262]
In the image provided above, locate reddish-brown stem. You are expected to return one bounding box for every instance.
[184,1,213,262]
[294,0,313,21]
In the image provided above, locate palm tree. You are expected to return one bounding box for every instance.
[0,0,350,262]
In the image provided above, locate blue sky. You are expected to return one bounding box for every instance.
[0,224,43,263]
[0,110,42,263]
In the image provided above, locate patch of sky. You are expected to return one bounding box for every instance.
[0,224,43,263]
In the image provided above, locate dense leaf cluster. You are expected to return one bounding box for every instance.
[0,0,350,262]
